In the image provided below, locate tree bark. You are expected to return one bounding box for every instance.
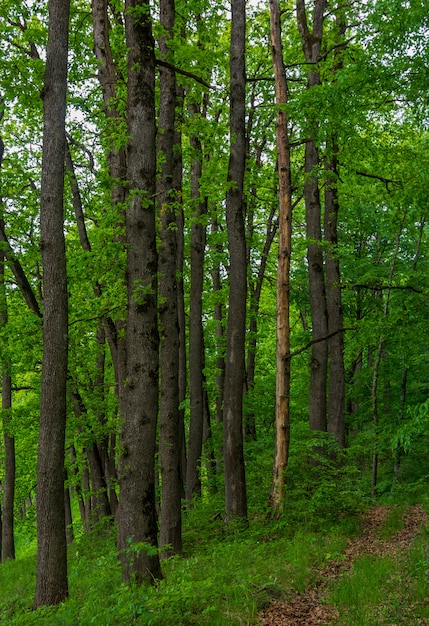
[186,101,208,505]
[268,0,293,514]
[158,0,182,556]
[296,0,328,434]
[324,142,346,447]
[223,0,248,521]
[34,0,70,607]
[117,0,162,584]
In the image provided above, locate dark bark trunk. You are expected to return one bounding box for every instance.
[175,86,187,499]
[69,388,112,525]
[69,445,90,533]
[0,211,15,561]
[117,0,162,584]
[186,102,208,505]
[34,0,70,607]
[324,143,346,447]
[1,367,15,561]
[296,0,328,434]
[210,216,226,475]
[91,0,127,425]
[223,0,248,521]
[64,469,74,544]
[158,0,182,556]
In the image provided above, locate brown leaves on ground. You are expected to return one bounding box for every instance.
[258,505,428,626]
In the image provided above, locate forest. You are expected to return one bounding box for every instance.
[1,0,429,623]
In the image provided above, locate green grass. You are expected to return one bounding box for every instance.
[0,503,355,626]
[327,529,429,625]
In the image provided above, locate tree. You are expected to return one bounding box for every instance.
[34,0,70,607]
[296,0,329,434]
[268,0,293,514]
[158,0,182,555]
[223,0,248,521]
[117,0,163,584]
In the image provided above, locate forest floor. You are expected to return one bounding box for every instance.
[258,504,428,625]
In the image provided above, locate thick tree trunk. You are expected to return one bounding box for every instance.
[268,0,292,514]
[34,0,70,607]
[158,0,182,556]
[117,0,162,584]
[223,0,248,521]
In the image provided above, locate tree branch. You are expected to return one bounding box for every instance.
[288,327,356,360]
[155,59,211,89]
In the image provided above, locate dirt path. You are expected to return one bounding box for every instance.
[258,505,428,626]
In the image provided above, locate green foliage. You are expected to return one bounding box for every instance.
[286,425,369,525]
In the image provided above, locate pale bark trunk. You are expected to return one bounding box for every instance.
[268,0,292,514]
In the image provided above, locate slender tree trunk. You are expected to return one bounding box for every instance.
[0,135,15,561]
[1,364,14,561]
[223,0,248,521]
[91,0,128,428]
[324,141,346,447]
[371,212,406,496]
[210,216,226,475]
[34,0,70,607]
[158,0,182,556]
[117,0,162,584]
[296,0,328,434]
[269,0,292,514]
[186,102,208,505]
[175,86,187,498]
[64,469,74,544]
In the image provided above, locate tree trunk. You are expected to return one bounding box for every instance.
[34,0,70,607]
[158,0,182,556]
[324,142,346,447]
[1,365,15,561]
[0,137,15,562]
[296,0,328,434]
[223,0,248,521]
[186,101,208,505]
[175,85,187,498]
[117,0,162,584]
[268,0,292,514]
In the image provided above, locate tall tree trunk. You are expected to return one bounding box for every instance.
[210,216,226,475]
[296,0,328,434]
[175,85,187,498]
[223,0,248,521]
[186,101,208,505]
[371,212,406,496]
[158,0,182,556]
[91,0,127,427]
[34,0,70,607]
[324,141,346,447]
[0,127,15,562]
[269,0,292,514]
[117,0,162,584]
